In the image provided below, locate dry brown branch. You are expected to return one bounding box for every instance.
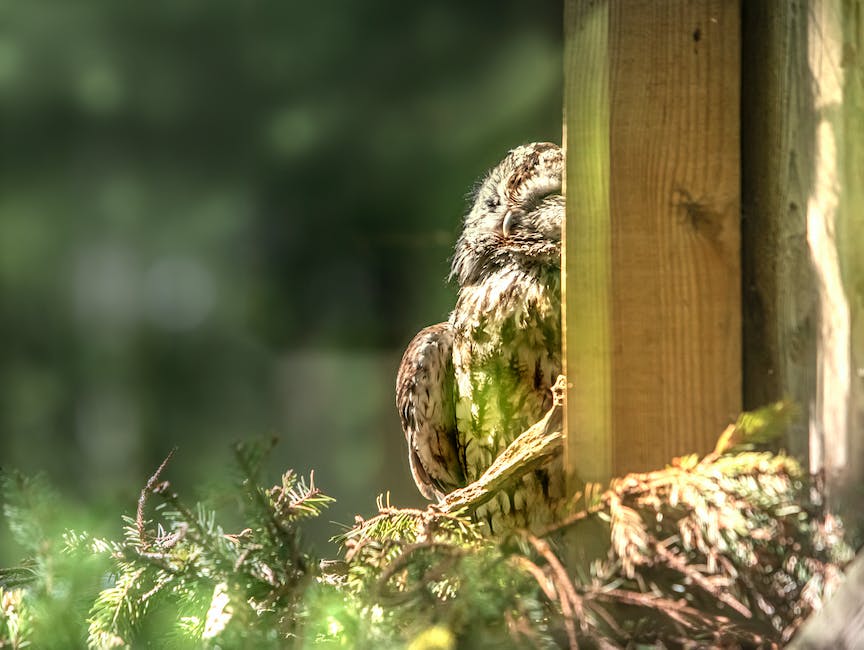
[653,541,752,619]
[526,533,585,649]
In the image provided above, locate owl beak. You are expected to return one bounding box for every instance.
[502,210,516,237]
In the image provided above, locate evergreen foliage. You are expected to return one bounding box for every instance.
[0,472,111,648]
[0,404,856,648]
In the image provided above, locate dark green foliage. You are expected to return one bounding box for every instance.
[0,407,856,648]
[1,442,337,648]
[84,441,336,648]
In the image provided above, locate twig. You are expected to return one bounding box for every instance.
[511,556,557,602]
[653,542,753,619]
[590,587,761,644]
[136,447,177,549]
[376,541,463,587]
[526,533,585,650]
[534,496,605,537]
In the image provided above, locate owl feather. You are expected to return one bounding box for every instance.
[397,142,564,533]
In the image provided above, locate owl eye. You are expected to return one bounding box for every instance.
[522,187,560,213]
[484,196,501,211]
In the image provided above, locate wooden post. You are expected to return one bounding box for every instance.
[563,0,742,489]
[747,5,864,636]
[562,0,612,486]
[743,0,864,517]
[840,0,864,513]
[804,0,864,514]
[740,1,816,462]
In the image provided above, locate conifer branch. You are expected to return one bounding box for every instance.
[136,447,177,549]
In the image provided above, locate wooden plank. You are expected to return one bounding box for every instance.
[562,0,612,488]
[842,0,864,507]
[805,0,864,512]
[740,1,816,463]
[740,0,864,517]
[608,1,741,470]
[563,0,741,486]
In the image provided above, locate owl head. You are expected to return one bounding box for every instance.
[451,142,564,287]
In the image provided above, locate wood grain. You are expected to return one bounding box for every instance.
[841,0,864,506]
[563,0,612,486]
[563,0,741,482]
[741,1,816,461]
[805,0,864,510]
[739,0,864,516]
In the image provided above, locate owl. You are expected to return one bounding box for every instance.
[396,142,564,534]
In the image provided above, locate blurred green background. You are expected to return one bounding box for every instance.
[0,1,562,554]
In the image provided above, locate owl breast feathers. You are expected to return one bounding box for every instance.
[396,142,565,534]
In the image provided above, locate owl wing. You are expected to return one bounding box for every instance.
[396,322,465,500]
